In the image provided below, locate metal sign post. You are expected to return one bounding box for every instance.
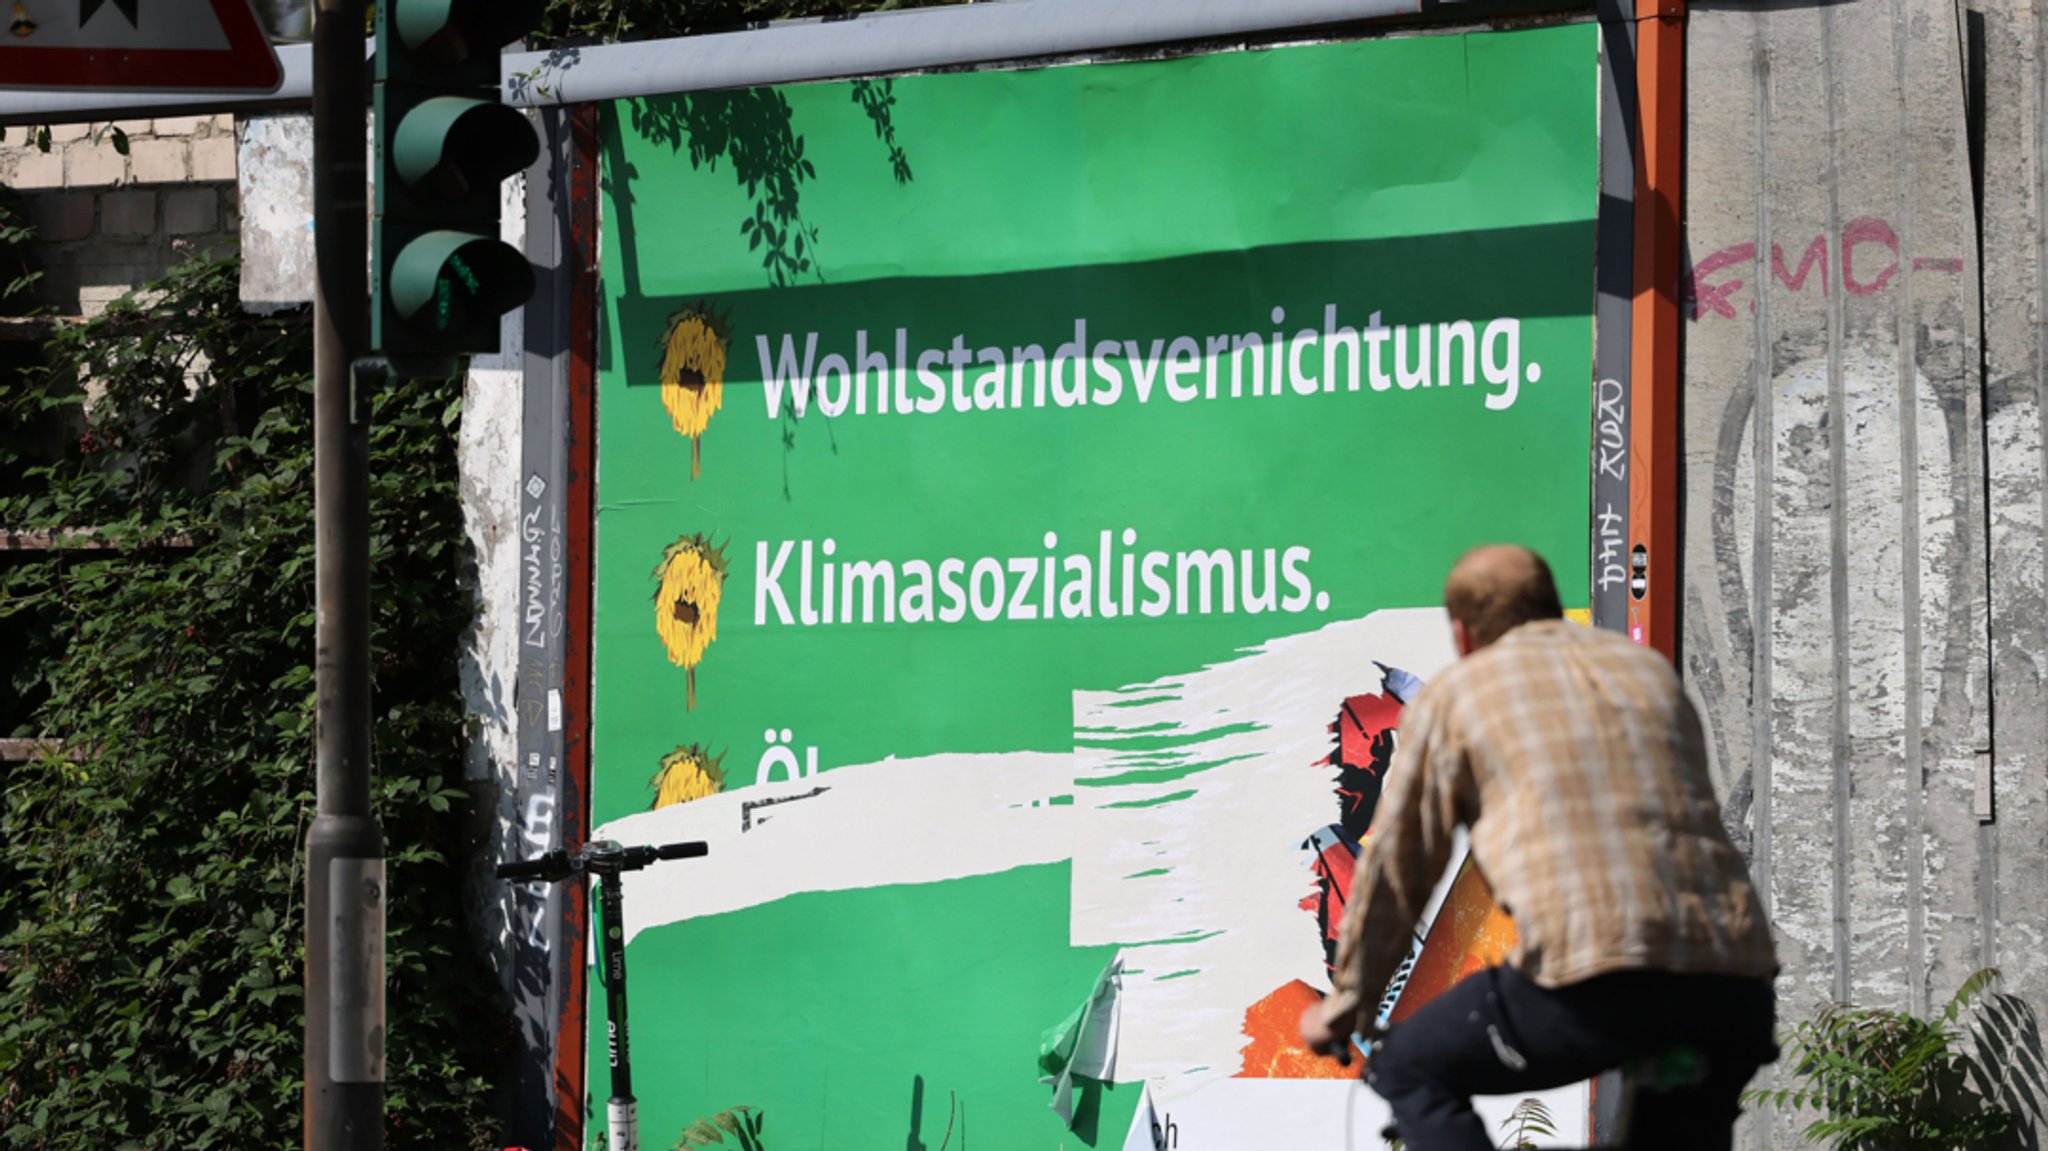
[1627,0,1686,661]
[305,1,383,1149]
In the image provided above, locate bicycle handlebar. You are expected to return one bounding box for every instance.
[1331,1020,1392,1068]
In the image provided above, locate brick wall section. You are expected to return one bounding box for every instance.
[0,115,240,316]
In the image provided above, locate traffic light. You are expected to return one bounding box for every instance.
[373,0,544,374]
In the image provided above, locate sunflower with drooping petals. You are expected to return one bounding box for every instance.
[649,743,727,809]
[657,303,731,479]
[652,533,728,710]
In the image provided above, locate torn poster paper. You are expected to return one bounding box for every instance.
[1039,952,1126,1125]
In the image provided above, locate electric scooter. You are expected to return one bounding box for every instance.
[498,838,710,1151]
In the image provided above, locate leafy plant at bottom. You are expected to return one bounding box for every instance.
[1496,1096,1556,1150]
[674,1106,765,1151]
[1745,967,2014,1151]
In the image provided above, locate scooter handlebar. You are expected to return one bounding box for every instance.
[496,849,570,881]
[499,839,710,883]
[617,840,711,869]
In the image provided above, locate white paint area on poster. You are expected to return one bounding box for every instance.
[1119,1079,1590,1150]
[601,749,1076,945]
[1068,609,1456,1100]
[595,609,1464,1097]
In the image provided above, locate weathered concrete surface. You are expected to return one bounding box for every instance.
[235,114,315,312]
[235,113,375,313]
[1686,0,2034,1144]
[456,171,528,992]
[1967,0,2048,1110]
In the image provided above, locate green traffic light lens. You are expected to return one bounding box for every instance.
[394,0,460,62]
[393,97,541,199]
[389,231,534,338]
[394,0,549,64]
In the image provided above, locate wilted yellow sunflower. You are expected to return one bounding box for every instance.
[649,743,727,810]
[657,303,731,480]
[653,533,729,710]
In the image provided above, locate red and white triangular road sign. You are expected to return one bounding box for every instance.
[0,0,282,93]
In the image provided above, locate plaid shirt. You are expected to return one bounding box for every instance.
[1324,620,1776,1035]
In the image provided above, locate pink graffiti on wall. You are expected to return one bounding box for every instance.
[1684,216,1966,321]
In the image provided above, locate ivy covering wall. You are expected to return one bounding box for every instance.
[0,244,504,1150]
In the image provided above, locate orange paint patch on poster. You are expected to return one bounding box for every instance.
[1387,859,1518,1025]
[1236,980,1356,1079]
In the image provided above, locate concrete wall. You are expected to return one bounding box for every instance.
[1683,0,2045,1142]
[1956,0,2048,1135]
[455,194,529,997]
[0,116,240,315]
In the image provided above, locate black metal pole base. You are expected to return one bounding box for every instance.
[305,814,385,1151]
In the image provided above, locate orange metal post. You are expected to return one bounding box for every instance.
[1628,0,1685,661]
[553,102,602,1151]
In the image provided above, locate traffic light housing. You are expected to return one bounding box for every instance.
[374,0,544,374]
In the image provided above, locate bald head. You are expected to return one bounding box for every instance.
[1444,545,1564,652]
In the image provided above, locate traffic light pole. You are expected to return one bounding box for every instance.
[307,0,386,1149]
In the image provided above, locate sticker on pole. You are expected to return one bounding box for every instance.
[0,0,282,93]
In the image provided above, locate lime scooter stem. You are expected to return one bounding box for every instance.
[497,839,710,1151]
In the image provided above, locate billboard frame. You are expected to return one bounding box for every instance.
[524,3,1685,1147]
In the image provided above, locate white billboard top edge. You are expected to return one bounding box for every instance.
[1,0,1454,126]
[500,0,1422,106]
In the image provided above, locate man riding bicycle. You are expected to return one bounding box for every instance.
[1300,545,1778,1150]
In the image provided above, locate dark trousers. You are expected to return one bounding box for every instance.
[1367,965,1777,1151]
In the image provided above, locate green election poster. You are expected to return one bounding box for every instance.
[591,22,1599,1150]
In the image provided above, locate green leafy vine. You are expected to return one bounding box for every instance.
[0,245,504,1151]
